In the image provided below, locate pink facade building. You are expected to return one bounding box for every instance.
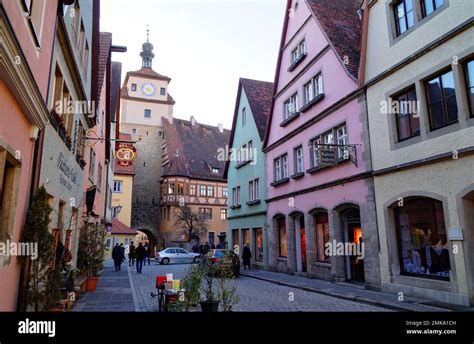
[0,0,58,310]
[263,0,380,288]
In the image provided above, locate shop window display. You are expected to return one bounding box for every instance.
[395,198,450,280]
[255,228,263,262]
[315,213,331,263]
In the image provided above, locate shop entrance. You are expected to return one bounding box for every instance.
[462,190,474,305]
[343,208,365,283]
[295,215,307,272]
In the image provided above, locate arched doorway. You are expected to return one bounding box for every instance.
[136,229,158,258]
[340,207,365,283]
[461,191,474,304]
[290,212,306,273]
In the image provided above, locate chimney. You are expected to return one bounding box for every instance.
[217,123,224,133]
[190,116,196,126]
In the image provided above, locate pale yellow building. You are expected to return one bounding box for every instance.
[112,133,135,227]
[364,0,474,306]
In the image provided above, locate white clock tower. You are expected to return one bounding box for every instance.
[118,29,175,250]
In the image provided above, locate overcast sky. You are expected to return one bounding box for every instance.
[100,0,286,129]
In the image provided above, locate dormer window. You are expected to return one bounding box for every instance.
[212,168,219,174]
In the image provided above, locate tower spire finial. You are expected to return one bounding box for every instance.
[140,25,155,68]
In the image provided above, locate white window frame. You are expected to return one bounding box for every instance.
[291,40,306,64]
[304,74,323,104]
[284,93,299,120]
[336,125,348,159]
[113,180,123,193]
[295,146,304,174]
[274,158,282,181]
[282,154,289,179]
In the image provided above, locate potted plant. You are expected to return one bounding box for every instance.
[216,253,240,312]
[182,264,202,311]
[199,259,219,312]
[77,220,106,291]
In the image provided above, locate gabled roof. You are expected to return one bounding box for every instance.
[240,78,274,141]
[263,0,364,149]
[307,0,363,79]
[223,78,273,178]
[122,67,172,87]
[111,218,137,235]
[162,118,230,181]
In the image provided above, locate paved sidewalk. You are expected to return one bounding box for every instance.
[74,260,137,312]
[240,269,468,312]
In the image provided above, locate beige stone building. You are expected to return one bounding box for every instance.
[119,35,174,250]
[160,117,230,249]
[364,0,474,306]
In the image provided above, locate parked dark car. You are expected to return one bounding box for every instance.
[202,249,240,278]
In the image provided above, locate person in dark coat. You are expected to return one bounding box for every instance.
[129,241,136,267]
[112,244,123,272]
[120,243,125,263]
[135,243,146,273]
[144,242,150,265]
[242,242,252,270]
[203,242,210,255]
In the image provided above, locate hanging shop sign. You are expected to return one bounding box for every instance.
[114,142,137,167]
[318,146,337,164]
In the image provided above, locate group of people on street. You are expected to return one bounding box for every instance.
[112,241,151,274]
[112,240,253,273]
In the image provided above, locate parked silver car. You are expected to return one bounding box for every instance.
[155,247,201,265]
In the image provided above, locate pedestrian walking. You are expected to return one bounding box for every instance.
[242,242,252,270]
[135,242,146,273]
[203,242,210,255]
[112,244,123,272]
[144,242,150,265]
[129,241,136,267]
[120,243,125,263]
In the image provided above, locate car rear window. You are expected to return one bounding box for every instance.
[214,251,226,258]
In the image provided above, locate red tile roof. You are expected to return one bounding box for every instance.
[240,78,273,141]
[97,32,112,102]
[162,118,230,181]
[111,218,137,235]
[307,0,363,79]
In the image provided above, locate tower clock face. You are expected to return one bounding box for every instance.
[141,82,157,96]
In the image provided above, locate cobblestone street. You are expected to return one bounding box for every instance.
[128,260,390,312]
